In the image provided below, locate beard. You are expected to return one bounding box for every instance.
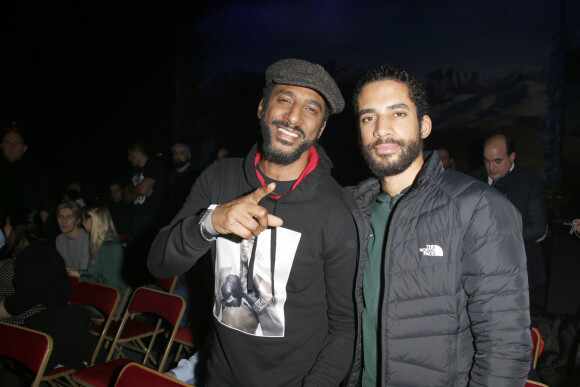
[173,158,189,169]
[259,116,318,165]
[361,135,423,178]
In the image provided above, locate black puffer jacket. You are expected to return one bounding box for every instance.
[343,151,532,387]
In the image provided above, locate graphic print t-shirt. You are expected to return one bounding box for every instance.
[213,228,300,337]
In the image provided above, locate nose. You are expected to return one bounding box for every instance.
[373,116,393,138]
[284,104,301,126]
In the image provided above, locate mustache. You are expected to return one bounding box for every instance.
[370,137,405,147]
[271,120,306,139]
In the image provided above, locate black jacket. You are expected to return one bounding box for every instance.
[469,164,548,287]
[343,152,532,387]
[147,144,357,387]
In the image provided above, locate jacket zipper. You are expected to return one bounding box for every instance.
[379,191,410,387]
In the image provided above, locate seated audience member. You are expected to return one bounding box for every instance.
[62,181,86,207]
[55,201,90,271]
[0,206,71,326]
[437,148,455,169]
[167,348,208,386]
[67,203,128,307]
[107,182,134,235]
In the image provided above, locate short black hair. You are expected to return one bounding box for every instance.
[352,65,430,122]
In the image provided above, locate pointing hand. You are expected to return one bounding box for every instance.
[210,183,283,239]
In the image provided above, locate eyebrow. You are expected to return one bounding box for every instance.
[358,103,410,117]
[276,89,323,111]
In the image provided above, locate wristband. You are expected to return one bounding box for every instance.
[199,205,219,241]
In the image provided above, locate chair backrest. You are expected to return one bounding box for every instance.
[114,362,191,386]
[69,281,120,365]
[126,286,185,325]
[69,275,80,291]
[152,276,178,293]
[531,327,545,369]
[110,287,186,371]
[525,380,549,387]
[0,322,53,387]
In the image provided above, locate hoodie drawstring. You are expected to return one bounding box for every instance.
[246,226,277,302]
[247,235,258,293]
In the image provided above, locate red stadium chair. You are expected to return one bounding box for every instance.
[41,281,120,386]
[114,362,191,387]
[0,322,53,387]
[531,327,545,369]
[71,287,185,387]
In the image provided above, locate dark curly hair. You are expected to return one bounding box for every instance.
[352,65,430,123]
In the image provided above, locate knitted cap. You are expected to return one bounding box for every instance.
[171,143,190,153]
[265,58,345,114]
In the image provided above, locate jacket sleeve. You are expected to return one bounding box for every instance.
[462,191,532,387]
[146,163,217,279]
[303,208,357,386]
[521,176,547,243]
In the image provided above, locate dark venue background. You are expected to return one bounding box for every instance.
[2,1,580,384]
[2,0,579,212]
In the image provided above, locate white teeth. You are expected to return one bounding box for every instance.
[278,127,299,137]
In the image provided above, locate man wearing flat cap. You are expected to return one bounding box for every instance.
[148,59,357,386]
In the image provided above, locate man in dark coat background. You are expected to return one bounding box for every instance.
[469,133,548,307]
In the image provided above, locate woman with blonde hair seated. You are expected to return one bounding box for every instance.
[67,202,128,306]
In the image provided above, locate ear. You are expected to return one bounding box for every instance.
[257,99,264,119]
[23,145,28,154]
[317,121,327,139]
[419,115,432,139]
[509,152,516,163]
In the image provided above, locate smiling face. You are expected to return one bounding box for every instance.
[357,80,431,178]
[258,84,327,165]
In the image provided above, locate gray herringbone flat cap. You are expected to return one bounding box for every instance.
[265,58,345,114]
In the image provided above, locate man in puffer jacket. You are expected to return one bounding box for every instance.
[343,65,532,387]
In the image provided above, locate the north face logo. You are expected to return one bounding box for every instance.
[419,245,444,257]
